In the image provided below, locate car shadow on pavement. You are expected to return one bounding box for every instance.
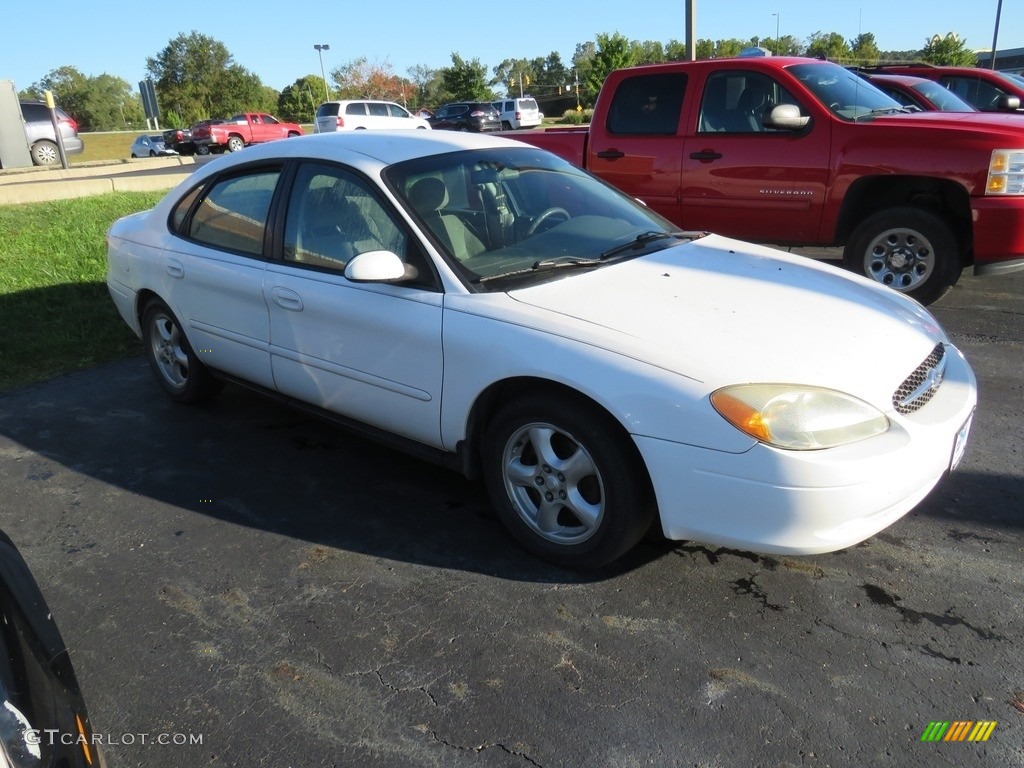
[0,357,675,582]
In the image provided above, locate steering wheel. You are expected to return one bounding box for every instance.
[526,207,570,236]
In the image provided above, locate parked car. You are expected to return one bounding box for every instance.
[130,134,177,157]
[191,113,303,153]
[315,100,430,132]
[427,102,500,132]
[857,73,978,112]
[0,528,104,767]
[19,101,85,166]
[492,97,543,129]
[105,131,977,569]
[860,64,1024,112]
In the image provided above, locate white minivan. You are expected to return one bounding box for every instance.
[492,97,542,129]
[315,101,431,132]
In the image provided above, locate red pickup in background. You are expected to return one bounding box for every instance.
[192,113,303,154]
[514,57,1024,305]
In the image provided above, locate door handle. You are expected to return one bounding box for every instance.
[690,150,723,161]
[596,149,625,159]
[165,259,184,279]
[270,286,303,312]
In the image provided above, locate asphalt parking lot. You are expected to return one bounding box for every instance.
[1,268,1021,768]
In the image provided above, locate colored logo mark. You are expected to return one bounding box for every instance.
[921,721,997,742]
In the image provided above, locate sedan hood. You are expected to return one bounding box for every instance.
[507,235,947,406]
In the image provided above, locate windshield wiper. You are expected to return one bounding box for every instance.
[853,106,914,121]
[476,257,602,284]
[599,230,686,260]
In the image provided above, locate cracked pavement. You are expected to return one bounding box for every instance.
[1,270,1021,767]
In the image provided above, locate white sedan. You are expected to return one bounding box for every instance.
[105,131,977,569]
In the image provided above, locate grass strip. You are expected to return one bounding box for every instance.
[0,191,165,391]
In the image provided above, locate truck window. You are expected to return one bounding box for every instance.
[606,73,686,135]
[699,71,800,133]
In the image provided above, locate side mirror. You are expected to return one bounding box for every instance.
[997,94,1021,111]
[765,103,811,130]
[344,250,417,283]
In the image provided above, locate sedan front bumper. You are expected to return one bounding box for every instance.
[635,344,977,555]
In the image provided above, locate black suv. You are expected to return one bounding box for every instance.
[427,102,501,132]
[20,101,85,165]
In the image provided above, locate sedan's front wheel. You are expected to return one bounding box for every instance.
[483,395,655,569]
[142,299,221,404]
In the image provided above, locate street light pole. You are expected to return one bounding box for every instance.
[314,44,330,101]
[773,13,780,54]
[990,0,1003,70]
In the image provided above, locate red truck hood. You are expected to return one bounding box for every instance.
[874,109,1024,137]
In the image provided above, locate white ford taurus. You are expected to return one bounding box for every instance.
[106,130,977,569]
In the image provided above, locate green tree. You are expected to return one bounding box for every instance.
[438,54,494,102]
[26,66,89,120]
[631,40,666,65]
[278,75,323,123]
[922,33,978,66]
[713,39,747,58]
[587,33,636,96]
[849,33,882,65]
[84,74,145,130]
[146,31,271,124]
[571,41,597,106]
[806,31,852,61]
[768,35,804,56]
[407,64,441,109]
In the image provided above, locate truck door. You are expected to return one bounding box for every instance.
[681,69,830,244]
[586,72,688,225]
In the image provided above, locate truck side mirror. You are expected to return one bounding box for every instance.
[997,94,1021,112]
[764,104,810,130]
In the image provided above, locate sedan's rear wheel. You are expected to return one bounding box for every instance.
[483,395,655,569]
[141,299,221,404]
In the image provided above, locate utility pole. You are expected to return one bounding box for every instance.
[990,0,1003,70]
[685,0,696,61]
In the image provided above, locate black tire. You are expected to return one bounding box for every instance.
[843,207,960,305]
[141,299,221,404]
[195,144,210,156]
[501,120,513,130]
[30,140,59,166]
[149,150,157,157]
[482,395,655,569]
[130,153,138,158]
[226,136,245,152]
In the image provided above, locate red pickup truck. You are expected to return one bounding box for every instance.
[191,113,303,154]
[514,57,1024,304]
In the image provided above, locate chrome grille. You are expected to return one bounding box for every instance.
[892,344,946,415]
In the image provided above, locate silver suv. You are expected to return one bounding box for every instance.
[20,102,85,166]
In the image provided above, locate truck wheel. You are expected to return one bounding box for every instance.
[843,207,960,305]
[482,394,655,569]
[226,136,245,152]
[195,145,210,155]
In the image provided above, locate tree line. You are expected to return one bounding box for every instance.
[17,29,981,132]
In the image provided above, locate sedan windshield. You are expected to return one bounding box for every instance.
[385,147,682,289]
[789,62,907,120]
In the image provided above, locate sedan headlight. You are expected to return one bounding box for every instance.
[710,384,889,450]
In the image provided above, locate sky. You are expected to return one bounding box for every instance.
[1,0,1021,95]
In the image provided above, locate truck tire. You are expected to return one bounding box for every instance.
[843,207,960,305]
[226,136,245,153]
